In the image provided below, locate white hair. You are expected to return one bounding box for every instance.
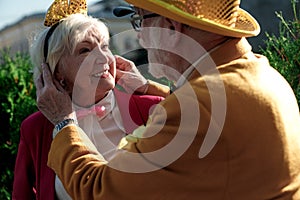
[30,13,109,82]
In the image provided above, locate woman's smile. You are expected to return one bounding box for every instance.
[91,67,110,78]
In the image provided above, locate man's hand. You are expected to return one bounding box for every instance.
[115,55,148,94]
[35,63,76,125]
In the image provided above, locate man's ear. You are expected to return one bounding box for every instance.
[165,18,183,43]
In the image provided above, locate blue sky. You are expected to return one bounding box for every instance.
[0,0,100,30]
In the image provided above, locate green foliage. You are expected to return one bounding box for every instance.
[0,50,37,199]
[260,0,300,107]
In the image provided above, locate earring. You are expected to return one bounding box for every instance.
[60,79,65,86]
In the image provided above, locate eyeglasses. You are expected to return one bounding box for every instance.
[130,13,160,32]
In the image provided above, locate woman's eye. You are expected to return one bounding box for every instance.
[79,48,90,54]
[101,44,109,51]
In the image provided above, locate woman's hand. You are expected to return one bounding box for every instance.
[35,63,76,125]
[115,55,148,94]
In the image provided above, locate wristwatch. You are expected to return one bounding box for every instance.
[53,118,78,138]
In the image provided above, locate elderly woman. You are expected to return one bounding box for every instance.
[12,5,169,200]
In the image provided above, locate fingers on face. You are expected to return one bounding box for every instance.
[115,56,132,71]
[41,63,54,87]
[35,72,44,89]
[36,63,54,97]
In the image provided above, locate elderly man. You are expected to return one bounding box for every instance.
[36,0,300,199]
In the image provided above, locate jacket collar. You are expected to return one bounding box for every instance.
[185,38,252,83]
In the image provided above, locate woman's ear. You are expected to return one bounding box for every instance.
[54,67,65,87]
[59,79,65,87]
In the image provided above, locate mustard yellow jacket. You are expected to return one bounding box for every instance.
[48,38,300,199]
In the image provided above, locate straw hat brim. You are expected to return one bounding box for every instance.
[124,0,260,37]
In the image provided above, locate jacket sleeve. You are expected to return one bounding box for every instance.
[145,80,170,98]
[47,99,177,200]
[12,111,56,200]
[12,122,35,200]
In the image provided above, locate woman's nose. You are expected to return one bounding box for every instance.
[93,46,108,64]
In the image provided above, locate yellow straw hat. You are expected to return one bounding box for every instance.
[115,0,260,37]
